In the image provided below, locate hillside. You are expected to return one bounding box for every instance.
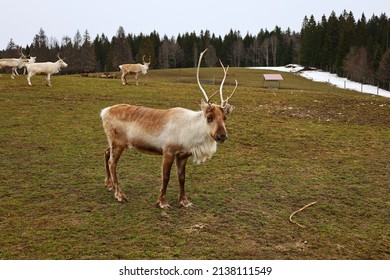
[0,68,389,259]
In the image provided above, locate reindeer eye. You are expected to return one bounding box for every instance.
[207,115,214,123]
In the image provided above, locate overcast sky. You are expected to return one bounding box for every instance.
[1,0,388,50]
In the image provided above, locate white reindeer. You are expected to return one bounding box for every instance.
[0,50,29,79]
[101,49,237,208]
[26,54,68,86]
[22,56,36,75]
[119,55,151,86]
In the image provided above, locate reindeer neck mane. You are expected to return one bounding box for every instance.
[187,110,217,164]
[191,137,217,164]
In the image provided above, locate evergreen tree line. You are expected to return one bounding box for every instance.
[1,10,389,88]
[300,10,390,88]
[0,26,299,72]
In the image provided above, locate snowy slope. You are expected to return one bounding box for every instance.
[249,66,390,98]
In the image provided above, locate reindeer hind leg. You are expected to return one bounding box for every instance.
[104,148,113,191]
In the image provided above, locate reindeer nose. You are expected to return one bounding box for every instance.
[216,134,228,142]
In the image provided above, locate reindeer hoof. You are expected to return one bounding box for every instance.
[156,200,172,209]
[156,195,172,209]
[156,201,172,209]
[117,196,128,203]
[115,192,128,202]
[161,204,172,209]
[157,202,172,209]
[180,198,194,208]
[181,202,194,208]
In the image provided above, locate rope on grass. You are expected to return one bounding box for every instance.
[289,201,317,228]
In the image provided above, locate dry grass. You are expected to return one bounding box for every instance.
[0,68,389,259]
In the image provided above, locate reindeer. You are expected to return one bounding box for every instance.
[26,54,68,86]
[119,55,151,86]
[0,49,29,79]
[101,49,237,208]
[22,56,37,75]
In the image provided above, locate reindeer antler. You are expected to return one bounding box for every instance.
[197,49,210,103]
[19,47,26,58]
[219,60,237,108]
[197,48,237,107]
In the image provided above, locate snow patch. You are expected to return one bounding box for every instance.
[248,66,390,98]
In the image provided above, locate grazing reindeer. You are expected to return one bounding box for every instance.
[119,55,151,86]
[101,49,237,208]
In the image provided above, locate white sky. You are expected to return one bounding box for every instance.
[1,0,388,50]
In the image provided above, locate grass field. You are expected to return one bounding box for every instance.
[0,68,389,259]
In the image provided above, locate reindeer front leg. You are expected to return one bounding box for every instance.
[157,153,174,209]
[27,74,33,86]
[46,74,52,87]
[11,67,17,79]
[135,73,139,86]
[176,154,192,207]
[106,144,127,202]
[121,72,127,85]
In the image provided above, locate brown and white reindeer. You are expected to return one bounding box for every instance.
[101,49,237,208]
[119,55,151,86]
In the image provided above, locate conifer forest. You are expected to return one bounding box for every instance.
[1,10,389,89]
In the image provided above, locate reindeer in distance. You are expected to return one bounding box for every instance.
[119,55,151,86]
[0,49,29,79]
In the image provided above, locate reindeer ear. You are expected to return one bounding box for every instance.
[201,100,210,112]
[223,104,234,115]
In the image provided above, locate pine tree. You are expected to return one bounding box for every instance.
[323,11,339,72]
[300,15,318,66]
[31,28,50,61]
[136,35,155,65]
[73,30,82,50]
[61,35,74,73]
[335,11,356,75]
[111,26,133,68]
[80,30,96,72]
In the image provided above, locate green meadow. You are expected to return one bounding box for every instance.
[0,68,389,259]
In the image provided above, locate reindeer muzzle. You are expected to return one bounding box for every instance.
[216,134,228,143]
